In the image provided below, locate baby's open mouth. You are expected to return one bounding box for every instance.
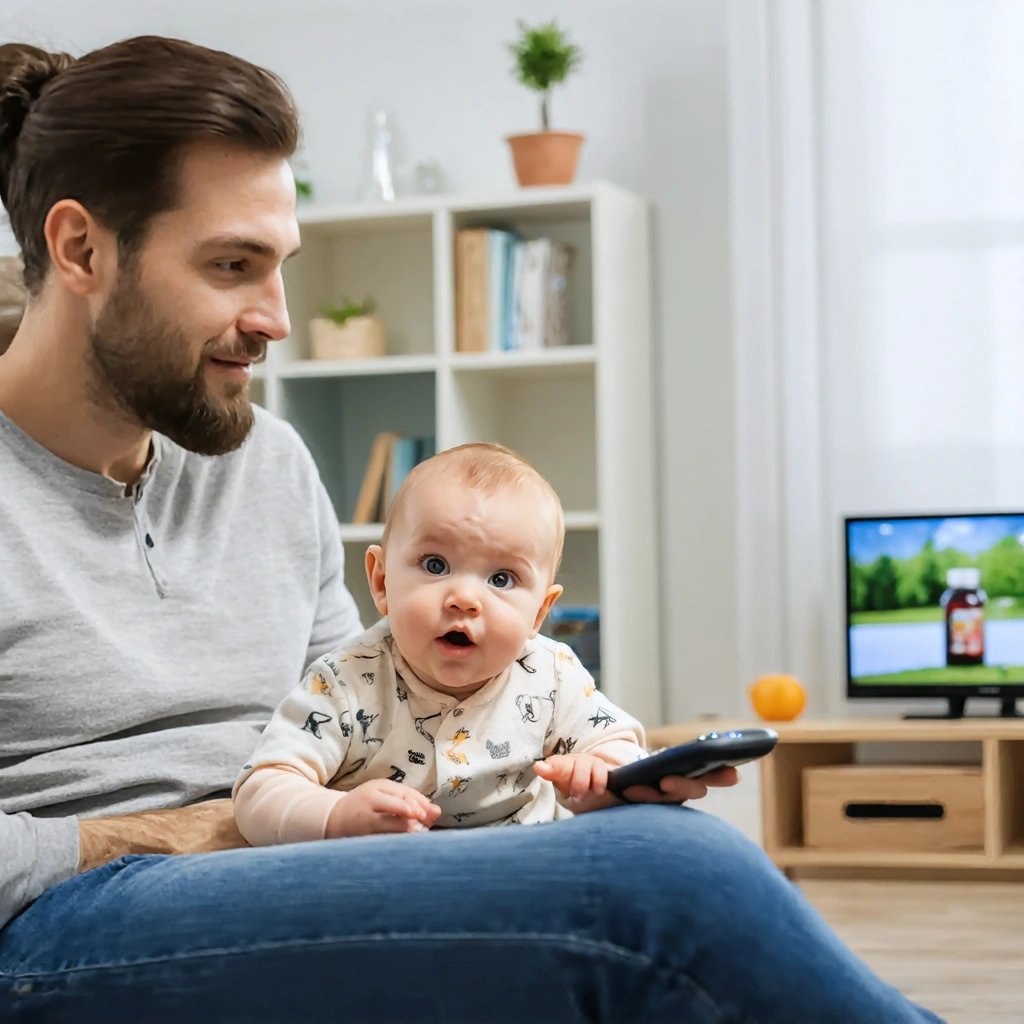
[441,630,474,648]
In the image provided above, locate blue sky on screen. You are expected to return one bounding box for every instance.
[849,516,1024,564]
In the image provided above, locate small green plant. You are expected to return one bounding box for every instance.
[508,20,583,132]
[319,296,375,326]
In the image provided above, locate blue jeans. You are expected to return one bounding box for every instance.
[0,806,944,1024]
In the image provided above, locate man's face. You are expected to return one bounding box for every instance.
[87,142,300,455]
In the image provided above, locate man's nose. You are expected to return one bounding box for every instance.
[239,269,291,343]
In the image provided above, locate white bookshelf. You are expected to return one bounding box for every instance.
[256,181,662,724]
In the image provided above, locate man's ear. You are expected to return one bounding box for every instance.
[43,199,118,298]
[365,544,388,616]
[530,584,563,638]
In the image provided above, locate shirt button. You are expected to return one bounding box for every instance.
[145,534,155,548]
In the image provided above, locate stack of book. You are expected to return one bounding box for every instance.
[455,229,574,353]
[352,432,436,524]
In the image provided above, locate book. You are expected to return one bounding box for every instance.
[354,433,438,523]
[504,240,523,351]
[505,241,524,354]
[382,436,420,516]
[417,434,436,462]
[487,231,515,352]
[514,239,575,350]
[352,431,401,524]
[542,241,574,347]
[455,229,489,352]
[515,239,549,351]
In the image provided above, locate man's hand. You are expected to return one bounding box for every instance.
[617,766,741,804]
[77,798,248,873]
[325,779,442,839]
[535,753,741,813]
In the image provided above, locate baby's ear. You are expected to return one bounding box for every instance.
[365,545,388,616]
[531,584,563,637]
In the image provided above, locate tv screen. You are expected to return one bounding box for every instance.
[846,514,1024,692]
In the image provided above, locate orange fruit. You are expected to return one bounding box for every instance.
[748,674,806,721]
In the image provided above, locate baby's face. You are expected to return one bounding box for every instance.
[372,474,562,696]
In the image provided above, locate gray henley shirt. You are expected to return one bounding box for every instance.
[0,405,362,928]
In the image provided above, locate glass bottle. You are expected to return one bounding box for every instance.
[361,109,395,203]
[940,567,986,666]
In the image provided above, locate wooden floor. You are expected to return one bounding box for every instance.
[801,880,1024,1024]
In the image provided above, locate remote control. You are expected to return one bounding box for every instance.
[607,727,778,799]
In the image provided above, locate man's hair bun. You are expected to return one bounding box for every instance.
[0,44,73,199]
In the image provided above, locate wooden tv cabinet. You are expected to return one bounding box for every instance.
[647,719,1024,880]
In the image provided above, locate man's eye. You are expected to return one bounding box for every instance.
[423,556,448,576]
[489,571,515,590]
[214,260,247,273]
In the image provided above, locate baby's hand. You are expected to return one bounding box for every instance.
[325,779,442,839]
[534,753,617,812]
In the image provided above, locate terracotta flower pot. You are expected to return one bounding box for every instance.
[506,131,584,187]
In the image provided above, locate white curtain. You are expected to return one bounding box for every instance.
[730,0,1024,714]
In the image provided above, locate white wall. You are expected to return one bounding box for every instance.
[1,0,740,722]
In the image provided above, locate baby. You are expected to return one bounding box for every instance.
[233,442,648,844]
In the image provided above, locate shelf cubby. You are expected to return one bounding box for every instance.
[447,363,597,513]
[279,212,434,361]
[280,372,435,523]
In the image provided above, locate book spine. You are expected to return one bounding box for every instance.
[502,238,518,351]
[455,229,489,352]
[507,241,523,351]
[517,239,550,351]
[488,231,506,352]
[352,431,397,523]
[543,242,574,348]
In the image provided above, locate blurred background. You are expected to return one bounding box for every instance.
[3,0,1021,724]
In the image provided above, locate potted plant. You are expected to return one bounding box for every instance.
[506,20,584,187]
[309,296,386,361]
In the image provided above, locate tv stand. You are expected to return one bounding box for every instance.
[904,697,1023,720]
[648,717,1024,881]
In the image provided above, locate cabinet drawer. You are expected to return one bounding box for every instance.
[802,765,984,852]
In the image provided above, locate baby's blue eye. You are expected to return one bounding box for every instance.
[489,571,515,590]
[424,556,448,576]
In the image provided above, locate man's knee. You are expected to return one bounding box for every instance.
[584,805,772,883]
[577,806,789,950]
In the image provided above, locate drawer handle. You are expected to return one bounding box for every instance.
[844,802,945,821]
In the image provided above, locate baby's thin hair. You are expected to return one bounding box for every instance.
[382,442,565,573]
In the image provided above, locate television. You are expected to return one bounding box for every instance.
[845,513,1024,718]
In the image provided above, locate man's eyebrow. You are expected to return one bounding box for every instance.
[198,235,301,261]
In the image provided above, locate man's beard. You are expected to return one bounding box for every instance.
[86,267,266,456]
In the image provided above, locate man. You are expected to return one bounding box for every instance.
[0,35,944,1024]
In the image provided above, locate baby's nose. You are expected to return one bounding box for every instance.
[445,581,482,613]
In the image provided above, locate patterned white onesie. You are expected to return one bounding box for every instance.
[233,618,646,841]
